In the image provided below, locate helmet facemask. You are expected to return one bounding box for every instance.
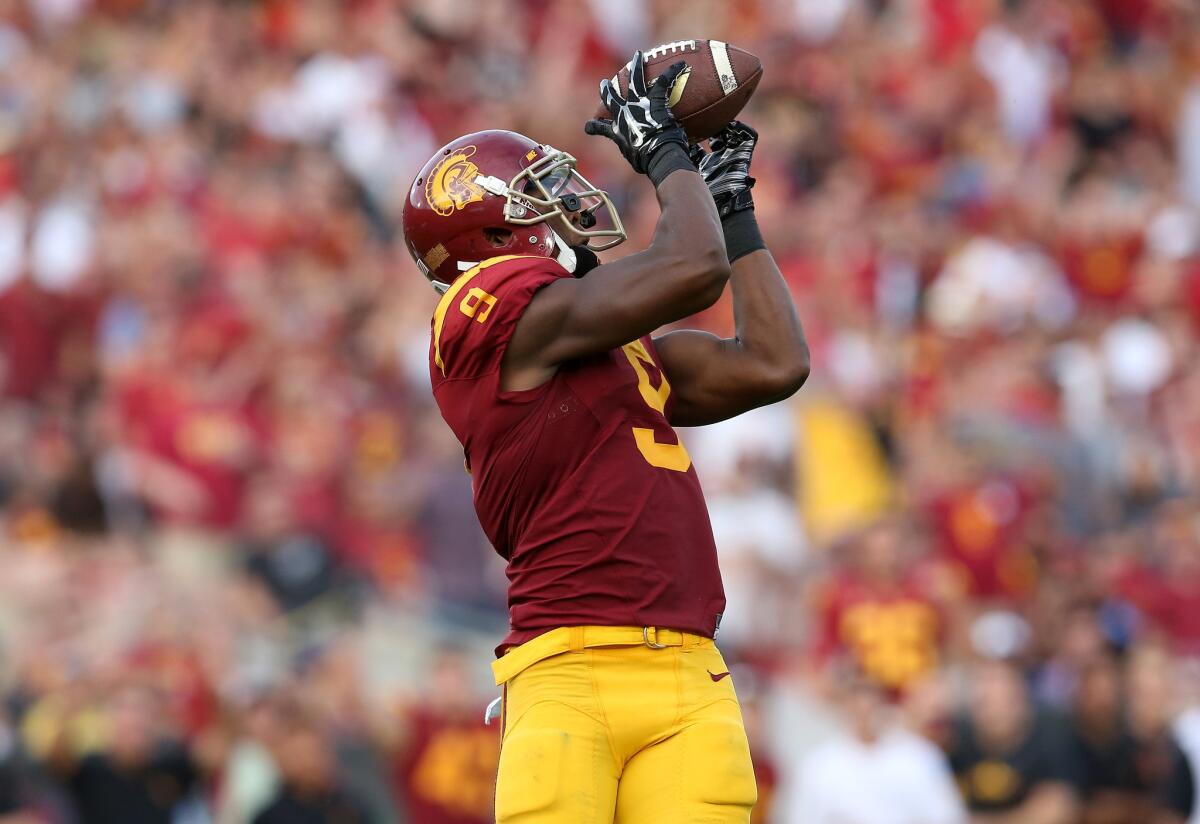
[491,148,627,251]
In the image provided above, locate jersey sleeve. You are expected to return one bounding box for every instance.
[429,255,571,382]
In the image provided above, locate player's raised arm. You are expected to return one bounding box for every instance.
[502,51,730,392]
[653,122,810,426]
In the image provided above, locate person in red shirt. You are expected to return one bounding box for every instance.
[392,648,500,824]
[1114,500,1200,656]
[814,518,945,694]
[926,476,1038,602]
[401,51,809,824]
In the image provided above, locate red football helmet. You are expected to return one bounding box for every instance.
[401,130,627,293]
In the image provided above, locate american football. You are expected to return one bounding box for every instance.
[595,39,763,141]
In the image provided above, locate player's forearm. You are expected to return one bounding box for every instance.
[645,151,730,311]
[506,151,732,372]
[726,222,809,399]
[651,219,807,424]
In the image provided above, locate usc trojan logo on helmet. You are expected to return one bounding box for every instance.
[425,146,485,216]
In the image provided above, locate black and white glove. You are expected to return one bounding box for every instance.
[690,121,764,262]
[689,121,758,218]
[584,51,692,185]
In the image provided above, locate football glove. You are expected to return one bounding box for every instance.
[689,120,758,217]
[585,51,690,180]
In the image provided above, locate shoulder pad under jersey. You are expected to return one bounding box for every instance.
[430,254,570,381]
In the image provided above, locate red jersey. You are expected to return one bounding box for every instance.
[814,572,942,692]
[428,255,725,649]
[926,479,1037,600]
[394,709,499,824]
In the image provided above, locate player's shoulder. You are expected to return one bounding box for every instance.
[431,254,570,379]
[450,254,564,298]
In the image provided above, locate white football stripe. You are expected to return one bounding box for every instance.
[709,40,738,95]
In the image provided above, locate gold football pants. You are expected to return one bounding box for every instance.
[492,626,757,823]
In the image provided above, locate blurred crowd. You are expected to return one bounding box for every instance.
[1,0,1200,822]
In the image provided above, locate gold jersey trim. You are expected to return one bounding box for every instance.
[431,255,541,375]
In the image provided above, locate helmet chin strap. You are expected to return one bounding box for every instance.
[550,229,601,278]
[439,231,588,293]
[552,230,578,273]
[551,230,602,278]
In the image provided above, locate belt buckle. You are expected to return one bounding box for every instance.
[643,626,667,649]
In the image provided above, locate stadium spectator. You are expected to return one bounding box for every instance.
[1124,645,1196,823]
[253,718,368,824]
[947,659,1083,823]
[1067,652,1195,824]
[45,684,203,824]
[212,694,286,824]
[0,705,38,824]
[786,671,966,824]
[389,648,498,824]
[812,518,946,693]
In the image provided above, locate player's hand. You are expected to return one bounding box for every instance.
[584,51,689,176]
[690,120,758,217]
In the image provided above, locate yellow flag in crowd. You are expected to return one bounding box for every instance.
[797,400,894,544]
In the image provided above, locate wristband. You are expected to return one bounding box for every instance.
[721,207,765,263]
[646,138,693,187]
[716,184,756,219]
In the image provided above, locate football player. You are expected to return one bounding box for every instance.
[401,52,809,824]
